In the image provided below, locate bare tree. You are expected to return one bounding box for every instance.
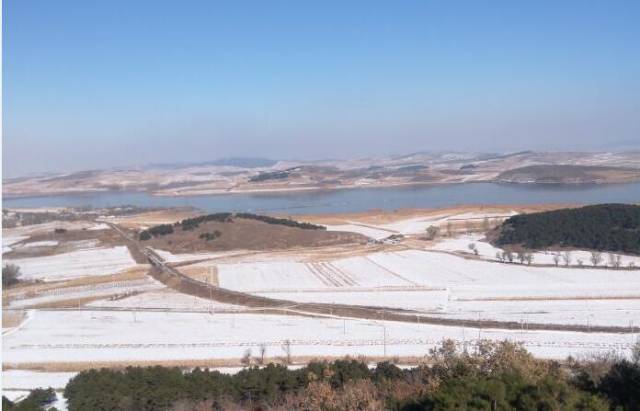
[482,217,490,232]
[468,243,478,255]
[608,253,622,269]
[552,253,560,267]
[524,252,534,265]
[425,225,440,241]
[446,221,453,237]
[561,251,572,267]
[258,343,267,365]
[629,262,636,269]
[590,251,603,267]
[496,251,504,262]
[282,339,292,365]
[241,348,252,367]
[517,251,526,264]
[577,258,584,267]
[503,250,514,263]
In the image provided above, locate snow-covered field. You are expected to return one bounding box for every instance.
[325,211,517,240]
[432,233,640,267]
[219,250,640,299]
[88,289,240,310]
[8,278,164,308]
[2,370,76,390]
[21,240,59,248]
[152,248,243,263]
[257,289,449,312]
[439,298,640,328]
[4,246,138,281]
[216,255,423,292]
[2,235,28,253]
[3,310,637,366]
[215,248,640,327]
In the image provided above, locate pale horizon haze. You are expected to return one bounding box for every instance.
[3,0,640,177]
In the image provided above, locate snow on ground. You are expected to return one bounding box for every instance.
[21,240,59,248]
[9,278,164,308]
[367,250,640,299]
[217,261,324,291]
[4,246,138,281]
[325,223,392,240]
[88,289,239,310]
[152,248,242,263]
[257,289,449,312]
[1,374,70,411]
[217,256,420,292]
[87,223,110,230]
[3,221,98,238]
[2,370,76,390]
[432,233,640,267]
[2,391,31,402]
[325,211,518,239]
[2,235,28,253]
[217,248,640,326]
[217,248,640,300]
[439,298,640,328]
[3,310,637,364]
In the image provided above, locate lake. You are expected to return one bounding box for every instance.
[3,182,640,215]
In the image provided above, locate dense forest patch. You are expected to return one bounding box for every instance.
[234,213,325,230]
[496,204,640,254]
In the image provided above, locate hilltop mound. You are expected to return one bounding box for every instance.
[496,164,640,184]
[138,213,366,253]
[496,204,640,254]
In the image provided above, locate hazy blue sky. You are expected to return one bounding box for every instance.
[4,0,640,176]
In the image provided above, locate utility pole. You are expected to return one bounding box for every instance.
[383,324,387,357]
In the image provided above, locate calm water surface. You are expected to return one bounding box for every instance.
[3,183,640,215]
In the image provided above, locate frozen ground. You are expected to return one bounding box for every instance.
[88,289,240,310]
[2,370,76,390]
[325,211,517,240]
[219,250,640,300]
[2,235,28,253]
[438,298,640,328]
[4,246,138,281]
[152,248,243,263]
[216,249,640,326]
[432,233,640,267]
[8,278,164,308]
[257,289,449,312]
[216,256,417,292]
[3,310,637,365]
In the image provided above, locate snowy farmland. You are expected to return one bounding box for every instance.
[432,233,640,267]
[324,211,517,240]
[4,246,138,281]
[88,289,240,310]
[7,278,164,308]
[213,249,640,327]
[217,250,640,299]
[3,310,638,367]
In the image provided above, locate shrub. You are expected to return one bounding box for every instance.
[2,264,21,287]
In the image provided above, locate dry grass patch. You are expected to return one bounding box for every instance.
[2,309,26,328]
